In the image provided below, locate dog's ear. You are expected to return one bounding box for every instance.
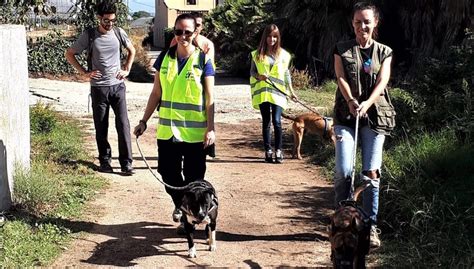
[351,214,364,232]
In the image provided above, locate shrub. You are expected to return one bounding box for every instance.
[127,33,154,83]
[290,67,312,90]
[30,103,57,134]
[27,30,78,75]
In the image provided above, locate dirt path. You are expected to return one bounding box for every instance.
[30,77,334,267]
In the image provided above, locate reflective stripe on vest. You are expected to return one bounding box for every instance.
[250,49,291,110]
[157,49,207,142]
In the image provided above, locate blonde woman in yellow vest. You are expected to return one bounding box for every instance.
[134,13,215,232]
[250,24,297,164]
[333,2,393,249]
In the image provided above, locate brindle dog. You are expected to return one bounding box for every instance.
[281,112,335,159]
[329,185,371,269]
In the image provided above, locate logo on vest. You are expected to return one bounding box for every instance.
[185,71,195,81]
[160,66,168,75]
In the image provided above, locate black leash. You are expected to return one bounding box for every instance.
[135,136,192,191]
[264,77,320,114]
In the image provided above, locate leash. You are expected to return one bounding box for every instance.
[264,78,320,114]
[349,112,360,199]
[135,136,192,191]
[88,93,91,113]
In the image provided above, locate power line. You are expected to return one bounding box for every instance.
[130,0,154,8]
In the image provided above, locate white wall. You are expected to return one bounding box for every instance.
[0,25,30,211]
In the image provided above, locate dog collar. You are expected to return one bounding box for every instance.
[323,117,332,139]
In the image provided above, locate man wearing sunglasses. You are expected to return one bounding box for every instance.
[65,1,136,175]
[169,12,214,61]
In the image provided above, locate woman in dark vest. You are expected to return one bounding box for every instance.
[333,2,394,248]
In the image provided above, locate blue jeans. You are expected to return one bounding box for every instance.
[334,125,385,224]
[259,102,283,151]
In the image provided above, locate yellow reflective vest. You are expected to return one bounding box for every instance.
[250,49,291,109]
[157,49,208,142]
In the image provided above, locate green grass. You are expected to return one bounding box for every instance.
[379,130,473,267]
[0,103,107,267]
[294,80,337,116]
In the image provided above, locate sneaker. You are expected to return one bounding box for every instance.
[370,225,381,248]
[121,165,135,176]
[172,208,182,223]
[265,150,273,163]
[98,163,113,173]
[275,149,283,164]
[176,222,186,235]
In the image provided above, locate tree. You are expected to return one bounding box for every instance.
[68,0,129,33]
[131,11,151,20]
[206,0,272,75]
[0,0,56,24]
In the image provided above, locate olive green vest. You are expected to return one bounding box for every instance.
[250,49,291,109]
[334,40,395,134]
[157,49,208,142]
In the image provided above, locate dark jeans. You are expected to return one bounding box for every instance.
[157,138,207,207]
[90,82,132,168]
[259,102,283,151]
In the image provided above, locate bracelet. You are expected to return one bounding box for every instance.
[347,98,357,103]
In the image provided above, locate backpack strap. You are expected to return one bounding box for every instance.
[113,26,128,48]
[86,27,96,72]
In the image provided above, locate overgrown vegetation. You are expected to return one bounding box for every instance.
[0,103,107,267]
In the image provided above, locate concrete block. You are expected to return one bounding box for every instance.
[0,25,30,212]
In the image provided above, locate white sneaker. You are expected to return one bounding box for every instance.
[275,149,283,163]
[265,150,273,163]
[172,208,182,223]
[370,225,381,248]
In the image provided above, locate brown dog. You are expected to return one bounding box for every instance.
[329,185,370,269]
[281,112,335,159]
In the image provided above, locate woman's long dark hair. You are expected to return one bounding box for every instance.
[257,24,281,61]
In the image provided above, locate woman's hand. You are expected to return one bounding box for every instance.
[347,99,359,117]
[203,130,215,148]
[290,92,298,101]
[133,120,147,137]
[357,101,371,117]
[256,74,268,81]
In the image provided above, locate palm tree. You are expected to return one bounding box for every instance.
[276,0,356,81]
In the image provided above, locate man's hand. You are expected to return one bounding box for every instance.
[133,120,147,137]
[203,130,215,148]
[83,70,102,80]
[116,69,130,80]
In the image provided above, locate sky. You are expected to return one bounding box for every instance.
[128,0,155,14]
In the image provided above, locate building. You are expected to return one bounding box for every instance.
[153,0,223,48]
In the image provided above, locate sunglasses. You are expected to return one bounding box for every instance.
[102,18,117,24]
[173,29,194,36]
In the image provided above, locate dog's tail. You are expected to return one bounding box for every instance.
[281,112,297,121]
[353,182,371,202]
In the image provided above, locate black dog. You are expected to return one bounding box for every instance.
[180,180,218,258]
[330,185,371,269]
